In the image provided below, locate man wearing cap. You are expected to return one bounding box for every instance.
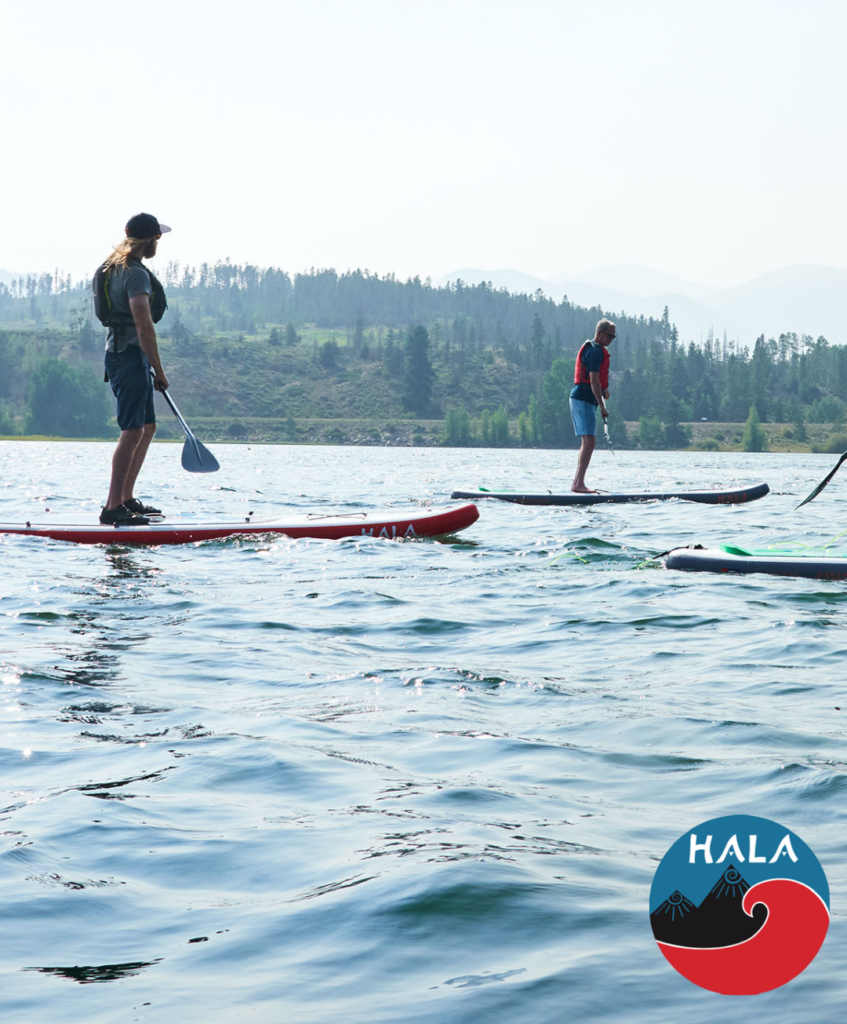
[98,213,171,525]
[570,318,615,493]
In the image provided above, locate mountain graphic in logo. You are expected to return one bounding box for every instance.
[650,815,829,994]
[651,865,767,948]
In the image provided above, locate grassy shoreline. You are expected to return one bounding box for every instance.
[2,419,844,453]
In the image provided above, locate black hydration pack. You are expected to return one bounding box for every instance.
[92,258,168,329]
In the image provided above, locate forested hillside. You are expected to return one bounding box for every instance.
[2,262,846,449]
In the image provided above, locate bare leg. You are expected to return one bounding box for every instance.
[572,434,598,493]
[105,427,144,510]
[121,422,157,503]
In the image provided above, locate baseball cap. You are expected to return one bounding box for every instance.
[125,212,172,238]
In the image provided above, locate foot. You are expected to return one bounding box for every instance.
[571,485,599,494]
[99,503,150,526]
[124,497,162,516]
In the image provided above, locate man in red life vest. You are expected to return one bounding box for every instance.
[569,318,615,493]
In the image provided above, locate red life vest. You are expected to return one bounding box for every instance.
[573,342,610,389]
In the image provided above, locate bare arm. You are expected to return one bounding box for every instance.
[589,371,608,417]
[129,293,169,391]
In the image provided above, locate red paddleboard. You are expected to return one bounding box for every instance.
[0,504,479,546]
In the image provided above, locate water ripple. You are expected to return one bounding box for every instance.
[2,444,847,1022]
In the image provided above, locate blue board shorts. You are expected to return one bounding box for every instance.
[104,346,155,431]
[570,397,597,437]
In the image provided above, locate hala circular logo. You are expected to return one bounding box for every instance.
[650,814,829,994]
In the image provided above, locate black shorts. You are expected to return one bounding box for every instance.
[104,346,155,431]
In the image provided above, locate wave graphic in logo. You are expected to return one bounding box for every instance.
[650,816,829,994]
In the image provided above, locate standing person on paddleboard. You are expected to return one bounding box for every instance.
[570,318,615,493]
[94,213,171,525]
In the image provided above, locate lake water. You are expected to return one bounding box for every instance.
[1,441,845,1023]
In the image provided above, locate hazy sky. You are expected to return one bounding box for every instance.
[1,0,845,287]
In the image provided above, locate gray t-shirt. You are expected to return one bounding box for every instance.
[105,260,152,353]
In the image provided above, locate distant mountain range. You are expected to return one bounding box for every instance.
[437,264,847,346]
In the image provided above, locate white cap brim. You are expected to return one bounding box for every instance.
[158,223,172,233]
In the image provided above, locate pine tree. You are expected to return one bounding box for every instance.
[637,416,664,448]
[605,406,629,448]
[539,359,574,446]
[792,405,807,443]
[402,326,434,414]
[0,402,16,435]
[742,404,768,452]
[443,406,470,445]
[319,339,340,370]
[491,407,510,446]
[518,411,530,446]
[528,394,540,444]
[662,397,691,448]
[530,313,546,370]
[480,410,491,445]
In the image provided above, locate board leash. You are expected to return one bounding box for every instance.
[549,549,590,566]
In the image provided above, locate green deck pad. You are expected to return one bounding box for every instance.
[720,543,847,559]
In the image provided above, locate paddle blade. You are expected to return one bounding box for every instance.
[154,375,218,471]
[796,451,847,509]
[181,435,220,473]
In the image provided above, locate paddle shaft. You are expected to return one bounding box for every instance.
[157,381,192,439]
[603,416,614,455]
[150,369,199,442]
[150,369,220,472]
